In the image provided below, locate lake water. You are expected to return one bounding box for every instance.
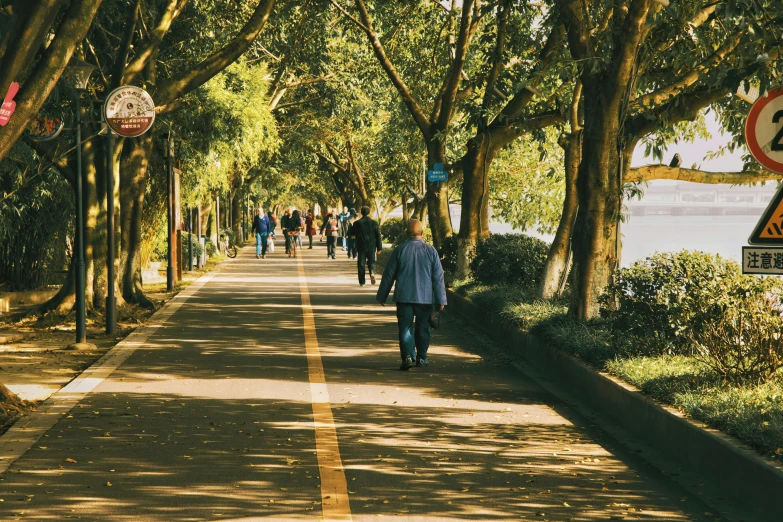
[450,207,763,268]
[487,215,758,268]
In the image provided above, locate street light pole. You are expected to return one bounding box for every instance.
[74,91,86,345]
[166,133,174,291]
[188,208,194,271]
[106,130,116,336]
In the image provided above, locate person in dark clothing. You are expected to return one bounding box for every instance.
[305,210,317,249]
[349,206,382,286]
[320,208,340,259]
[251,207,271,259]
[281,209,291,254]
[346,208,358,259]
[267,211,277,238]
[288,209,303,257]
[376,218,446,370]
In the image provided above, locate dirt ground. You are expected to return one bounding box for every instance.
[0,260,220,434]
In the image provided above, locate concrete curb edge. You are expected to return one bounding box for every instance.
[447,288,783,521]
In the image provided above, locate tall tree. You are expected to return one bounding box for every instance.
[554,0,783,318]
[331,0,482,249]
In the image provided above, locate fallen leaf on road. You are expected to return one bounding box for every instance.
[65,458,77,463]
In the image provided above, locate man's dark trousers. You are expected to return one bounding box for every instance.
[396,303,432,362]
[357,249,376,285]
[326,235,336,257]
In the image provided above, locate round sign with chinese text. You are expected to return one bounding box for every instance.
[745,86,783,174]
[103,86,155,138]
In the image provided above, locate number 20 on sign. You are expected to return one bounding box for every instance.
[747,86,783,246]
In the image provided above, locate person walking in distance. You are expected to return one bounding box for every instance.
[305,209,317,249]
[339,205,350,251]
[320,208,340,259]
[281,208,291,255]
[251,207,271,259]
[376,219,446,371]
[288,209,303,258]
[350,206,382,286]
[346,208,358,259]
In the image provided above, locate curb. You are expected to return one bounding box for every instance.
[447,289,783,522]
[0,263,225,474]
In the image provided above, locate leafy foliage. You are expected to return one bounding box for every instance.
[603,251,783,382]
[469,234,549,291]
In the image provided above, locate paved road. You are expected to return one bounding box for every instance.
[0,243,726,520]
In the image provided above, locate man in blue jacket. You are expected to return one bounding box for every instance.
[376,219,446,370]
[251,207,271,259]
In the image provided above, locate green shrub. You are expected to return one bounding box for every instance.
[205,239,217,258]
[469,234,549,290]
[181,233,204,262]
[690,292,783,382]
[381,217,405,242]
[602,251,783,375]
[439,235,459,275]
[602,251,738,355]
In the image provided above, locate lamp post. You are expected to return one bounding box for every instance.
[166,132,175,291]
[188,207,194,271]
[66,59,96,350]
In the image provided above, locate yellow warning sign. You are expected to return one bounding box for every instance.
[750,185,783,244]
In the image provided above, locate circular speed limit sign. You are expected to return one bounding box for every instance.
[746,86,783,173]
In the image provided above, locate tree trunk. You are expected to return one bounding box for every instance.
[82,120,101,311]
[119,133,154,308]
[231,189,242,242]
[540,131,581,300]
[456,132,497,279]
[569,104,621,319]
[426,141,453,251]
[29,254,76,316]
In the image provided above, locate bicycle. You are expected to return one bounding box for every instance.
[287,230,300,258]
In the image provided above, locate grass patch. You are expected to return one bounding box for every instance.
[608,356,783,459]
[452,279,783,462]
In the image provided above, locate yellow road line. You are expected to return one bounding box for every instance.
[297,255,353,521]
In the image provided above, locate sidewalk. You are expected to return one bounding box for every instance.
[0,244,723,520]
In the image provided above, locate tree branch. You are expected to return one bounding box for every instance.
[633,31,744,112]
[154,0,275,105]
[435,0,477,131]
[626,165,783,184]
[350,0,432,138]
[480,0,510,128]
[123,0,186,85]
[111,0,140,90]
[605,0,651,111]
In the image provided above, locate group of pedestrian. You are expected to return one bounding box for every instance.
[255,203,446,372]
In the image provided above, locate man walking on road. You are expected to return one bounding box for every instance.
[251,208,271,259]
[376,219,446,371]
[350,206,382,286]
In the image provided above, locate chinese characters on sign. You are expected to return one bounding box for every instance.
[103,86,155,138]
[0,82,20,126]
[742,247,783,275]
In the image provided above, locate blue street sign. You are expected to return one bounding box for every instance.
[427,170,448,182]
[427,163,448,182]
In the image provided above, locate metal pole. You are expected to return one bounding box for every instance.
[166,134,174,291]
[188,208,194,271]
[75,93,87,345]
[196,205,202,269]
[216,195,221,252]
[105,131,116,336]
